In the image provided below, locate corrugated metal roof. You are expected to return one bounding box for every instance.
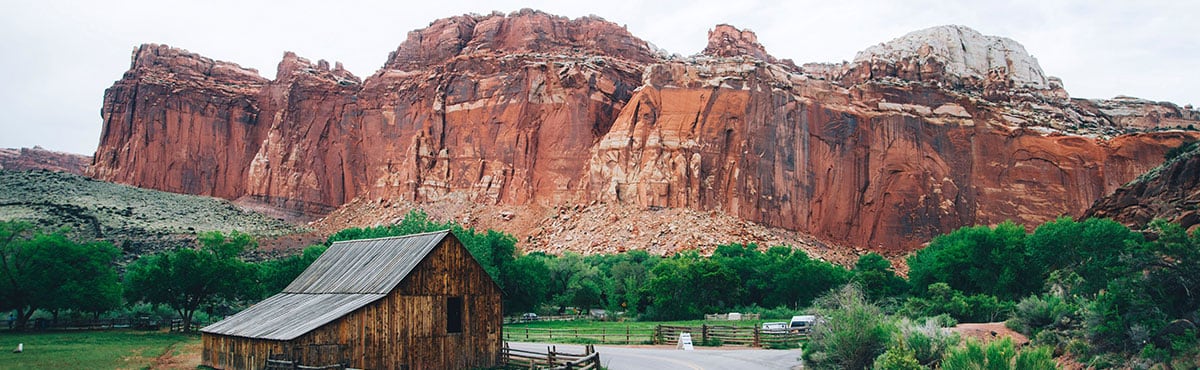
[201,230,451,340]
[283,230,448,294]
[201,293,385,340]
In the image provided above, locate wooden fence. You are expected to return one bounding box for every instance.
[503,315,586,325]
[503,326,655,345]
[169,318,200,332]
[501,343,601,370]
[654,324,806,348]
[7,317,163,331]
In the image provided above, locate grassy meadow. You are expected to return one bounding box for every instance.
[0,330,201,370]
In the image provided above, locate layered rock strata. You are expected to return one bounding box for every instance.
[89,11,1200,253]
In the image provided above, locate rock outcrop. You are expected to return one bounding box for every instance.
[1085,142,1200,231]
[848,25,1049,91]
[0,147,91,175]
[89,12,1200,254]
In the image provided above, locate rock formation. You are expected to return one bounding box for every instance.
[1085,142,1200,232]
[0,147,90,175]
[89,11,1200,255]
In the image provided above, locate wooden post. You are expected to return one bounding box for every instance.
[626,326,631,344]
[548,346,556,366]
[702,324,709,345]
[753,326,760,347]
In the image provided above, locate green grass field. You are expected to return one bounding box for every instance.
[0,329,200,370]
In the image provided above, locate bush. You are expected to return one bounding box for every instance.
[941,337,1057,370]
[873,343,925,370]
[895,317,960,367]
[1007,294,1078,337]
[803,284,898,370]
[902,283,1014,323]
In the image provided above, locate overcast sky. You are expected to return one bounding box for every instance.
[1,0,1196,154]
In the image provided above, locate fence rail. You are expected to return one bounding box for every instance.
[6,317,166,331]
[502,343,601,370]
[654,324,806,347]
[503,315,586,325]
[503,326,654,345]
[170,317,200,331]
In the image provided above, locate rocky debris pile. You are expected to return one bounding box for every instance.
[311,196,862,266]
[0,147,90,175]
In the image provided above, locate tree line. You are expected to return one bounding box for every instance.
[3,211,1198,366]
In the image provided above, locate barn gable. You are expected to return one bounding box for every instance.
[202,230,458,340]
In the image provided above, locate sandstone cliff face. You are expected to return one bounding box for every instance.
[91,44,268,199]
[89,13,1200,254]
[586,47,1198,251]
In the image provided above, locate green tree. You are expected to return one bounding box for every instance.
[1026,217,1139,295]
[760,246,850,309]
[907,221,1034,301]
[853,253,908,302]
[644,252,741,320]
[124,231,257,331]
[256,244,328,297]
[501,253,550,314]
[0,221,121,330]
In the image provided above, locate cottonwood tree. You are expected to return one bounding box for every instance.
[0,221,121,330]
[124,231,256,331]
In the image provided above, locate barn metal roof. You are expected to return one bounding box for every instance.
[200,230,451,340]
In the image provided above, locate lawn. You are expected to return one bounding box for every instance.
[0,329,201,370]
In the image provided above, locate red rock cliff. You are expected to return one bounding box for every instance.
[89,13,1200,253]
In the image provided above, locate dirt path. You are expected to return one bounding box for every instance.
[150,340,203,369]
[949,322,1029,345]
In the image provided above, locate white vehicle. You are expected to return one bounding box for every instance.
[789,315,816,333]
[761,322,788,332]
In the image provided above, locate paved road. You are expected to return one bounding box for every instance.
[508,342,802,370]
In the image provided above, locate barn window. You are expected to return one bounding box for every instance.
[446,296,464,333]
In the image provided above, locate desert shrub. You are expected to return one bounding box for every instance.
[942,337,1057,370]
[895,317,960,367]
[928,313,958,328]
[1007,294,1079,337]
[803,284,897,370]
[873,342,925,370]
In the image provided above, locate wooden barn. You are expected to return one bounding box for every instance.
[200,230,503,370]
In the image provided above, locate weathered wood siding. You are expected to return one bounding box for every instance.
[202,237,503,370]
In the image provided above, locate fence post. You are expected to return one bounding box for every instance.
[548,345,556,366]
[626,326,631,344]
[653,325,660,344]
[702,324,709,345]
[753,326,760,347]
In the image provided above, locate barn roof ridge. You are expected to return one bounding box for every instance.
[328,229,452,245]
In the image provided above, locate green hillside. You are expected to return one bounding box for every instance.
[0,169,301,256]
